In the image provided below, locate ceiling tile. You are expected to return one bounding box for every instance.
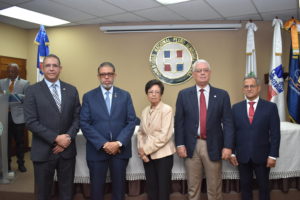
[167,0,222,20]
[135,7,185,21]
[106,0,160,11]
[0,0,33,5]
[18,0,94,22]
[76,17,113,25]
[261,9,297,21]
[226,14,261,21]
[52,0,125,17]
[253,0,297,12]
[207,0,257,17]
[103,12,148,22]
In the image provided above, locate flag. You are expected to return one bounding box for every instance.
[268,18,286,121]
[287,48,300,123]
[34,25,49,82]
[245,21,257,77]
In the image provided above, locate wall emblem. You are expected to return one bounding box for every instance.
[149,36,198,85]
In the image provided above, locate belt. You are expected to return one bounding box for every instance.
[197,135,206,140]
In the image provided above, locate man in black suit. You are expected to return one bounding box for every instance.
[175,59,234,200]
[230,76,280,200]
[24,54,81,200]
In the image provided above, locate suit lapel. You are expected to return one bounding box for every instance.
[241,100,250,125]
[252,99,263,125]
[60,82,67,113]
[110,87,119,116]
[189,86,199,119]
[97,87,110,116]
[207,86,217,121]
[40,80,61,113]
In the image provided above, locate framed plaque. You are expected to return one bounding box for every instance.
[149,36,198,85]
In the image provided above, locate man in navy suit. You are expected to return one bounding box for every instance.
[80,62,136,200]
[175,59,234,200]
[230,76,280,200]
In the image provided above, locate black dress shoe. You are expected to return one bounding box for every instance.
[18,165,27,172]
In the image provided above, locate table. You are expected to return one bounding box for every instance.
[73,122,300,183]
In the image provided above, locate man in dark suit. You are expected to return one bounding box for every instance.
[230,76,280,200]
[175,59,234,200]
[80,62,136,200]
[24,54,80,200]
[0,63,29,172]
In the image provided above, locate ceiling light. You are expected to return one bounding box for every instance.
[100,24,242,33]
[156,0,191,5]
[0,6,70,26]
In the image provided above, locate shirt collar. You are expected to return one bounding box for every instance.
[246,96,259,104]
[196,84,210,93]
[100,85,113,95]
[44,79,61,88]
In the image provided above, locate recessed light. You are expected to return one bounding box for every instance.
[156,0,191,5]
[0,6,70,27]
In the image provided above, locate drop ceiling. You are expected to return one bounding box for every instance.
[0,0,298,29]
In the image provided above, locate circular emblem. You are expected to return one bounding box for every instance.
[149,36,198,85]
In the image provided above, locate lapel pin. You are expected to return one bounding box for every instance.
[63,88,66,91]
[214,95,217,98]
[114,93,117,98]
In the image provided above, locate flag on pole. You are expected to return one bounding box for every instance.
[268,18,286,121]
[284,18,300,124]
[34,25,49,82]
[245,21,257,77]
[287,48,300,124]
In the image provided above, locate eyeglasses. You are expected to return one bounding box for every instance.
[243,85,257,89]
[98,73,114,78]
[194,68,210,73]
[147,91,160,95]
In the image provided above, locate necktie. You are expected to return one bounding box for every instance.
[200,89,207,139]
[51,84,61,112]
[9,80,15,93]
[248,101,255,124]
[105,91,111,114]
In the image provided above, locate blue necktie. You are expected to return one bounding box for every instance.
[105,91,111,114]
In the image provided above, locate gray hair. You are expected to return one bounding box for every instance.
[8,63,19,70]
[192,59,211,72]
[244,75,260,85]
[98,62,115,73]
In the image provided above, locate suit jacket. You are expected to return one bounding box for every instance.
[80,86,136,161]
[137,101,176,160]
[175,85,234,161]
[232,98,280,164]
[24,80,81,162]
[0,78,29,124]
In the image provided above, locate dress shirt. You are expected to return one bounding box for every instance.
[44,79,61,102]
[100,85,113,107]
[196,84,210,136]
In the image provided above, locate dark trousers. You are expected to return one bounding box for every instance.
[8,112,25,166]
[143,154,174,200]
[238,160,271,200]
[87,158,129,200]
[33,156,76,200]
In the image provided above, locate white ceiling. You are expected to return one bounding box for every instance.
[0,0,298,29]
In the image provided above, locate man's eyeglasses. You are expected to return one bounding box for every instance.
[98,73,114,78]
[243,85,257,89]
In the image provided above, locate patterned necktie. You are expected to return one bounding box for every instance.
[51,83,61,112]
[9,80,15,93]
[200,89,207,139]
[105,91,111,114]
[248,101,255,124]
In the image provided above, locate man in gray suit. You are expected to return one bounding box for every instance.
[24,54,80,200]
[0,63,29,172]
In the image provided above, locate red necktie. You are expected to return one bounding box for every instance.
[200,89,207,139]
[248,102,255,124]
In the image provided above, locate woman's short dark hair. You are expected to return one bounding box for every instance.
[145,79,164,95]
